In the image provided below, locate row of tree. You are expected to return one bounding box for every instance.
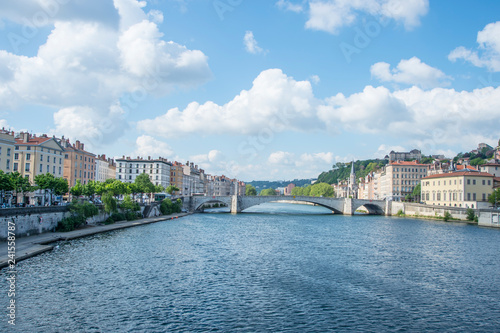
[0,171,181,206]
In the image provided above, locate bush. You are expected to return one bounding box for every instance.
[110,212,126,222]
[160,198,182,215]
[125,211,139,221]
[396,209,405,217]
[70,201,98,218]
[120,195,140,212]
[56,215,85,232]
[443,211,452,221]
[102,192,117,214]
[466,208,475,221]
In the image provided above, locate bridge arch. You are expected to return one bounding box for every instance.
[352,200,385,215]
[238,196,345,214]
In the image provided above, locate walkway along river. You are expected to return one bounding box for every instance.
[2,203,500,332]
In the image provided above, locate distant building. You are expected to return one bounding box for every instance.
[479,163,500,177]
[379,161,428,201]
[284,183,295,196]
[389,149,421,162]
[276,187,286,195]
[170,162,184,195]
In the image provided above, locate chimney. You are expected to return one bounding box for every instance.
[81,143,84,151]
[148,156,151,160]
[75,140,80,150]
[22,132,29,143]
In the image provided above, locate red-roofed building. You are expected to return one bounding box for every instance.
[59,139,96,187]
[13,132,65,205]
[421,170,495,209]
[478,163,500,177]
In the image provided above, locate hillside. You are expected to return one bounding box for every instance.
[317,160,388,185]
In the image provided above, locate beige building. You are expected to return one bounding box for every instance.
[380,161,428,201]
[59,139,96,187]
[14,133,65,183]
[0,130,15,173]
[170,162,184,195]
[421,171,495,209]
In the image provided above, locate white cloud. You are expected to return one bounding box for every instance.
[0,0,211,148]
[276,0,304,13]
[137,68,321,137]
[266,151,336,180]
[449,21,500,71]
[132,135,174,159]
[244,31,265,54]
[371,57,452,89]
[53,105,128,150]
[374,144,406,158]
[310,75,321,84]
[305,0,429,34]
[268,151,295,165]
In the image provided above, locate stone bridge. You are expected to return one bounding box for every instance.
[180,196,388,215]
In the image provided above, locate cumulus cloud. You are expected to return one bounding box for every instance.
[266,151,336,179]
[305,0,429,34]
[244,31,266,54]
[449,21,500,71]
[132,135,174,159]
[276,0,304,13]
[371,57,452,89]
[137,68,321,137]
[0,0,211,148]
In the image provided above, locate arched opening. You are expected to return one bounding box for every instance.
[196,200,230,213]
[242,201,341,215]
[353,204,384,215]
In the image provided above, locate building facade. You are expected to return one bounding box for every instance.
[479,163,500,177]
[388,149,422,162]
[421,171,495,209]
[115,157,171,188]
[379,161,428,201]
[95,155,116,182]
[0,130,15,173]
[60,139,96,187]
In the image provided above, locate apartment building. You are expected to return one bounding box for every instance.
[115,156,171,188]
[0,130,15,173]
[60,139,96,187]
[14,133,65,183]
[95,155,116,182]
[169,162,184,195]
[421,170,496,209]
[479,163,500,177]
[182,162,205,195]
[379,161,428,201]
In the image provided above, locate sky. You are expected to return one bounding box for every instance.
[0,0,499,182]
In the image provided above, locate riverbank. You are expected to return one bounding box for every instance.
[0,213,191,269]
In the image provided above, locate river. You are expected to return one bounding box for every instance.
[2,202,500,332]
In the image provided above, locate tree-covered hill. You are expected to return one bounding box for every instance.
[317,159,388,185]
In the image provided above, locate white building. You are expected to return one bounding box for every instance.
[95,155,116,182]
[116,156,171,188]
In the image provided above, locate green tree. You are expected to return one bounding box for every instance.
[135,173,154,202]
[291,187,304,196]
[70,179,84,197]
[102,191,117,213]
[489,188,500,207]
[260,188,277,196]
[120,195,140,212]
[154,184,164,194]
[309,182,335,197]
[470,157,486,166]
[83,180,97,200]
[34,173,68,204]
[165,185,180,195]
[0,170,14,205]
[105,180,128,198]
[10,171,33,204]
[466,208,476,221]
[245,184,257,196]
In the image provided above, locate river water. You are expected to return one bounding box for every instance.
[3,203,500,332]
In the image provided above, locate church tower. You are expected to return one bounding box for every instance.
[348,161,357,198]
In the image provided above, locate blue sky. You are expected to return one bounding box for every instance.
[0,0,499,181]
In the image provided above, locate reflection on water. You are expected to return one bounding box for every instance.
[3,203,500,332]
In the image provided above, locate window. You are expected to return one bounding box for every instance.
[65,154,68,159]
[54,157,56,163]
[26,153,31,160]
[13,163,18,171]
[473,179,476,185]
[118,175,122,179]
[136,170,139,174]
[473,193,476,201]
[27,146,31,151]
[59,158,62,164]
[14,153,18,160]
[47,156,50,162]
[79,170,82,177]
[467,193,471,201]
[482,180,485,185]
[6,159,10,170]
[437,192,441,201]
[25,163,30,172]
[483,193,486,201]
[47,165,49,173]
[7,148,10,156]
[40,164,43,172]
[467,179,470,185]
[15,146,19,150]
[59,167,61,174]
[488,180,491,185]
[40,154,43,161]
